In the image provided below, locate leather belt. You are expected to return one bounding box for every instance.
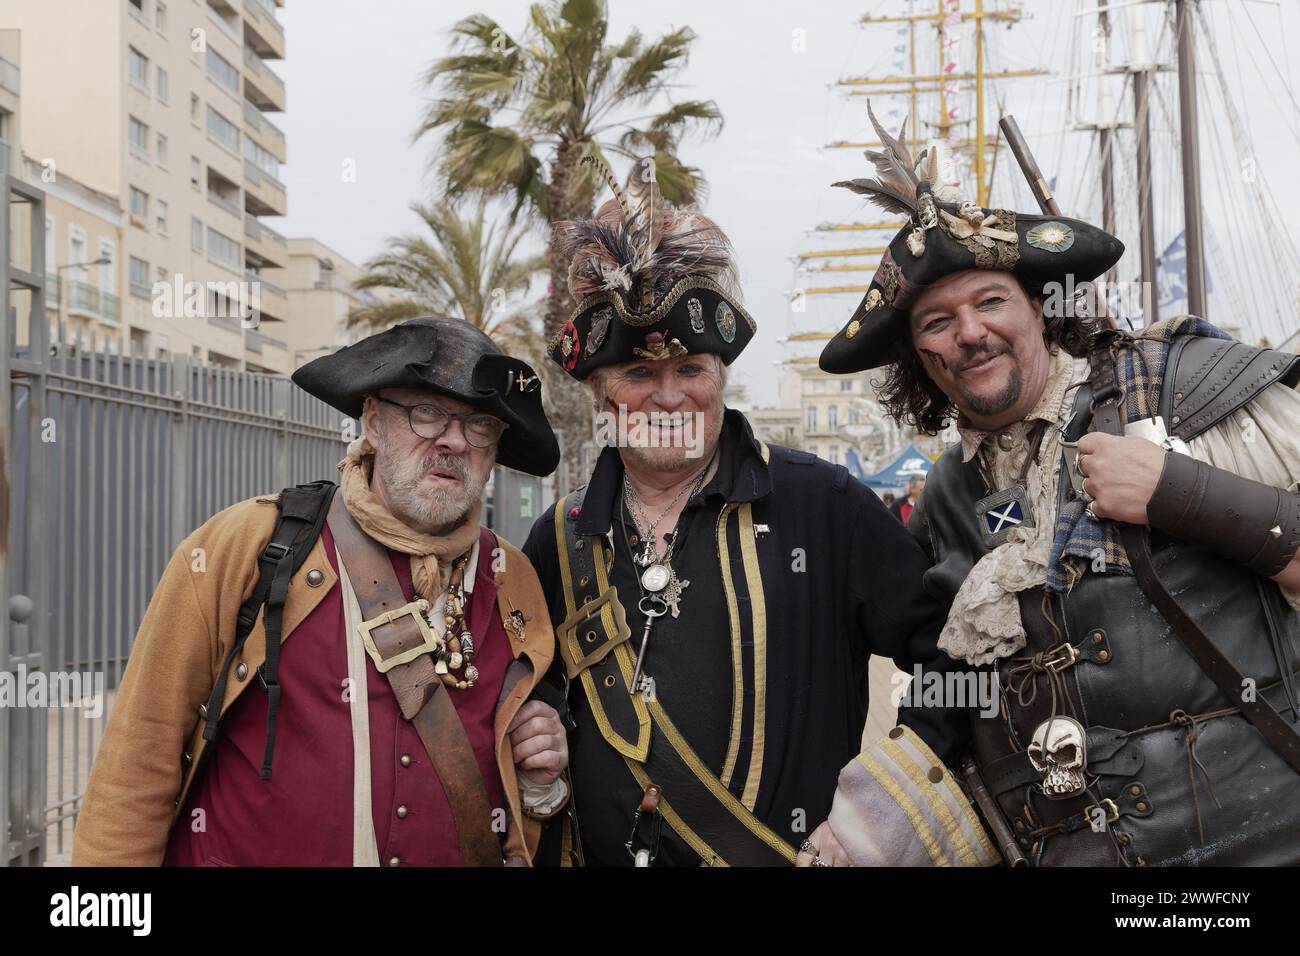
[328,494,503,866]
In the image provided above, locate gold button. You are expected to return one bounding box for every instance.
[1135,801,1148,813]
[235,663,248,681]
[1129,785,1141,797]
[306,569,325,587]
[400,754,412,768]
[888,726,904,739]
[928,767,944,784]
[1097,650,1110,662]
[388,857,400,867]
[397,805,408,819]
[1091,631,1104,644]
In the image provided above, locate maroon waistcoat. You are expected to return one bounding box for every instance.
[164,525,510,866]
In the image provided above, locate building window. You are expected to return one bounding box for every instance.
[128,0,145,15]
[98,239,116,296]
[829,446,840,466]
[806,406,817,431]
[841,379,853,392]
[155,1,167,34]
[828,405,838,429]
[190,93,199,124]
[129,186,149,222]
[156,265,168,288]
[156,132,168,166]
[190,155,201,187]
[156,199,168,234]
[128,116,149,157]
[68,227,87,279]
[128,46,149,90]
[205,105,240,153]
[156,65,169,103]
[243,138,280,181]
[129,256,150,298]
[191,216,204,252]
[206,227,240,269]
[205,48,239,96]
[44,215,55,275]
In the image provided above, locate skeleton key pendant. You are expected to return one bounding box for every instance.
[630,595,668,694]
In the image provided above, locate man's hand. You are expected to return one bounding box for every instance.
[795,820,853,867]
[507,700,568,785]
[1075,432,1167,524]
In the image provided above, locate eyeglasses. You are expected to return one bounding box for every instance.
[375,397,507,448]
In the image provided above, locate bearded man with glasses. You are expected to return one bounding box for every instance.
[75,318,571,867]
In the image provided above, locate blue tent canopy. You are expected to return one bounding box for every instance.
[861,443,933,490]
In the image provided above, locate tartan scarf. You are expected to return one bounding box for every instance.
[1045,316,1232,592]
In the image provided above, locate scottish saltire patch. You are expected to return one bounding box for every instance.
[975,484,1036,549]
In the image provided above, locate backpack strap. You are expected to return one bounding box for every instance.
[196,480,337,786]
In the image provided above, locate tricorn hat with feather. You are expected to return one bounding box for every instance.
[819,104,1124,374]
[548,155,755,381]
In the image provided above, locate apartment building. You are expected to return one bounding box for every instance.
[265,237,381,368]
[0,0,291,371]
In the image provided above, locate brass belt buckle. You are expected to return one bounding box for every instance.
[356,599,439,673]
[1043,642,1078,672]
[1083,798,1119,826]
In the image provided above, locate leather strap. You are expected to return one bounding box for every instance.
[327,494,503,866]
[1086,345,1300,776]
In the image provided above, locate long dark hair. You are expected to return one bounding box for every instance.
[872,282,1102,435]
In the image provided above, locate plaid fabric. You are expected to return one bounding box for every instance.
[1046,317,1233,592]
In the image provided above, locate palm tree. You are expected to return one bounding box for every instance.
[347,198,547,364]
[417,0,722,487]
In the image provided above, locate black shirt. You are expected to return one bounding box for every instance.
[523,410,969,866]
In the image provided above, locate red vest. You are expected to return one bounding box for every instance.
[164,526,510,866]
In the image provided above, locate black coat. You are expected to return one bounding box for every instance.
[522,410,971,865]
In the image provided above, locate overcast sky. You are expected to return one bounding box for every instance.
[277,0,1300,406]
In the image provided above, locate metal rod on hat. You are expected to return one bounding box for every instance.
[999,114,1115,326]
[998,115,1061,216]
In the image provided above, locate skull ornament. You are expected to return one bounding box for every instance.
[1026,716,1087,798]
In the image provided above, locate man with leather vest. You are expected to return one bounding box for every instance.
[816,129,1300,866]
[521,157,988,867]
[74,318,570,866]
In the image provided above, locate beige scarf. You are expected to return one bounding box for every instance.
[337,436,482,600]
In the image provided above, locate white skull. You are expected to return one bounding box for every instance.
[1026,716,1086,798]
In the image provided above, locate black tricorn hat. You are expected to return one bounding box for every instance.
[818,200,1124,373]
[818,107,1124,374]
[550,276,755,381]
[292,317,560,477]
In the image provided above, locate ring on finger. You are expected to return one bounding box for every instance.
[1074,453,1088,479]
[812,856,832,868]
[799,839,818,857]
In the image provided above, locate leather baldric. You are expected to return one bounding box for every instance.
[553,489,796,866]
[327,494,504,866]
[1086,343,1300,775]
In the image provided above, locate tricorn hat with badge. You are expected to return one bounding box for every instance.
[292,316,560,476]
[548,155,755,381]
[819,105,1124,374]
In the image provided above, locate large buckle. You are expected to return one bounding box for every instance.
[1043,642,1078,672]
[356,599,439,674]
[1083,798,1119,826]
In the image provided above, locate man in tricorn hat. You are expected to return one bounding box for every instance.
[521,158,987,867]
[818,113,1300,866]
[75,317,570,866]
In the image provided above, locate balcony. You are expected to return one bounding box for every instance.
[242,46,285,113]
[242,0,285,61]
[0,55,19,97]
[243,159,286,216]
[243,213,288,268]
[63,279,121,325]
[243,100,286,163]
[245,268,288,321]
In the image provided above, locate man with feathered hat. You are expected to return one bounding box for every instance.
[817,107,1300,866]
[75,318,571,866]
[521,157,983,867]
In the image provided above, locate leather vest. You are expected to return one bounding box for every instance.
[917,335,1300,866]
